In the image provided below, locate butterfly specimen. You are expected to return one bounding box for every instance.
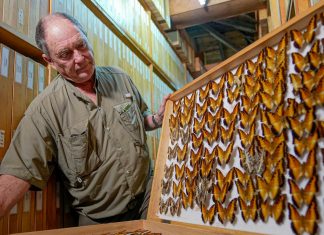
[216,198,237,224]
[198,85,210,103]
[260,82,285,111]
[239,196,258,222]
[234,63,245,81]
[292,52,308,72]
[184,93,195,108]
[285,98,307,117]
[177,144,188,162]
[239,146,265,176]
[192,133,203,149]
[290,15,317,49]
[222,103,239,127]
[262,159,285,187]
[217,141,234,166]
[266,111,288,134]
[235,167,251,186]
[216,168,236,190]
[257,132,285,154]
[212,182,229,204]
[208,94,223,113]
[170,114,180,144]
[257,170,281,201]
[186,164,199,182]
[169,198,182,216]
[161,179,172,195]
[264,142,285,172]
[260,194,286,224]
[180,108,193,128]
[288,109,314,139]
[167,145,177,160]
[206,110,220,130]
[175,163,185,181]
[164,163,174,180]
[265,48,287,73]
[303,65,324,91]
[200,158,214,179]
[246,59,256,75]
[172,180,183,198]
[180,127,190,145]
[209,78,225,97]
[189,145,203,167]
[287,151,316,181]
[203,123,219,146]
[244,80,261,99]
[181,190,194,209]
[289,176,318,209]
[299,79,324,108]
[196,100,208,118]
[256,49,265,65]
[236,178,255,203]
[239,123,256,148]
[201,204,216,224]
[220,121,235,143]
[204,147,217,163]
[227,85,240,104]
[288,200,318,235]
[308,51,323,70]
[173,100,181,114]
[159,198,170,214]
[294,131,318,156]
[241,94,260,113]
[193,116,206,134]
[240,106,258,130]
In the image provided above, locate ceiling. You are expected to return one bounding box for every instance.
[169,0,267,74]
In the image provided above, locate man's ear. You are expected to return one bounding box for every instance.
[42,54,56,69]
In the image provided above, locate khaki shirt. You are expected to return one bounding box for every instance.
[0,66,150,219]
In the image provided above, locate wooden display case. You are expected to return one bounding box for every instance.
[14,1,324,235]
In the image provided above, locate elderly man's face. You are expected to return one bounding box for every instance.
[42,18,95,84]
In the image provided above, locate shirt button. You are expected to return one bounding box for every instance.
[117,147,122,151]
[126,170,131,175]
[106,127,110,131]
[77,177,83,183]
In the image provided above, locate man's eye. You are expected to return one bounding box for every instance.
[77,42,87,49]
[58,51,71,59]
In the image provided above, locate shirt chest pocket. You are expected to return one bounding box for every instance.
[57,121,101,184]
[114,101,142,142]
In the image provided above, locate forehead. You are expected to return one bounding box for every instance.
[44,18,85,49]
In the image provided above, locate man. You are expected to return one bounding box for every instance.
[0,12,169,225]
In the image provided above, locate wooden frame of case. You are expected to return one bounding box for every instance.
[14,1,324,234]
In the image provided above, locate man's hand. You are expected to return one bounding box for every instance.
[145,94,171,131]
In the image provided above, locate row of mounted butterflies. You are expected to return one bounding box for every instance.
[160,12,323,235]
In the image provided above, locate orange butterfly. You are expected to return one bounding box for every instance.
[198,85,210,103]
[216,168,236,190]
[285,98,307,117]
[290,15,317,49]
[184,93,195,108]
[288,201,319,235]
[204,147,217,163]
[161,178,172,195]
[308,51,323,70]
[288,109,314,139]
[234,63,245,82]
[310,40,320,53]
[303,65,324,91]
[191,133,203,149]
[203,123,219,146]
[294,131,318,157]
[264,142,285,172]
[209,78,225,97]
[265,49,287,72]
[181,190,194,209]
[266,111,287,134]
[208,94,223,113]
[175,163,185,181]
[292,52,308,72]
[222,103,239,126]
[225,71,235,87]
[173,100,181,114]
[180,108,193,128]
[201,204,216,224]
[172,180,183,198]
[257,170,281,201]
[216,198,237,224]
[245,59,256,75]
[235,167,251,186]
[277,33,288,52]
[260,82,284,110]
[193,116,206,134]
[186,164,199,182]
[262,159,285,187]
[177,144,188,162]
[196,101,208,118]
[169,113,178,129]
[220,121,235,143]
[236,178,255,203]
[256,50,264,65]
[217,141,234,166]
[240,106,258,130]
[288,151,316,181]
[260,194,286,224]
[241,94,260,113]
[164,163,174,179]
[189,145,203,167]
[257,132,285,155]
[200,158,214,179]
[239,123,256,148]
[261,123,277,142]
[212,182,229,204]
[169,198,182,216]
[185,176,197,194]
[244,80,261,99]
[205,110,220,129]
[239,196,258,222]
[299,79,324,108]
[227,85,240,104]
[290,73,304,95]
[245,75,258,87]
[289,176,318,209]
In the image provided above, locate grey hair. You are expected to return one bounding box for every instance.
[35,12,87,56]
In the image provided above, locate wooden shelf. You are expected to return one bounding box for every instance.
[0,23,45,65]
[81,0,177,91]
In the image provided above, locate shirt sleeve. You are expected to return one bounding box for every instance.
[0,111,56,190]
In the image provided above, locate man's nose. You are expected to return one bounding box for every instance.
[74,50,84,63]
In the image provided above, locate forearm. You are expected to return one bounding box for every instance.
[0,175,30,217]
